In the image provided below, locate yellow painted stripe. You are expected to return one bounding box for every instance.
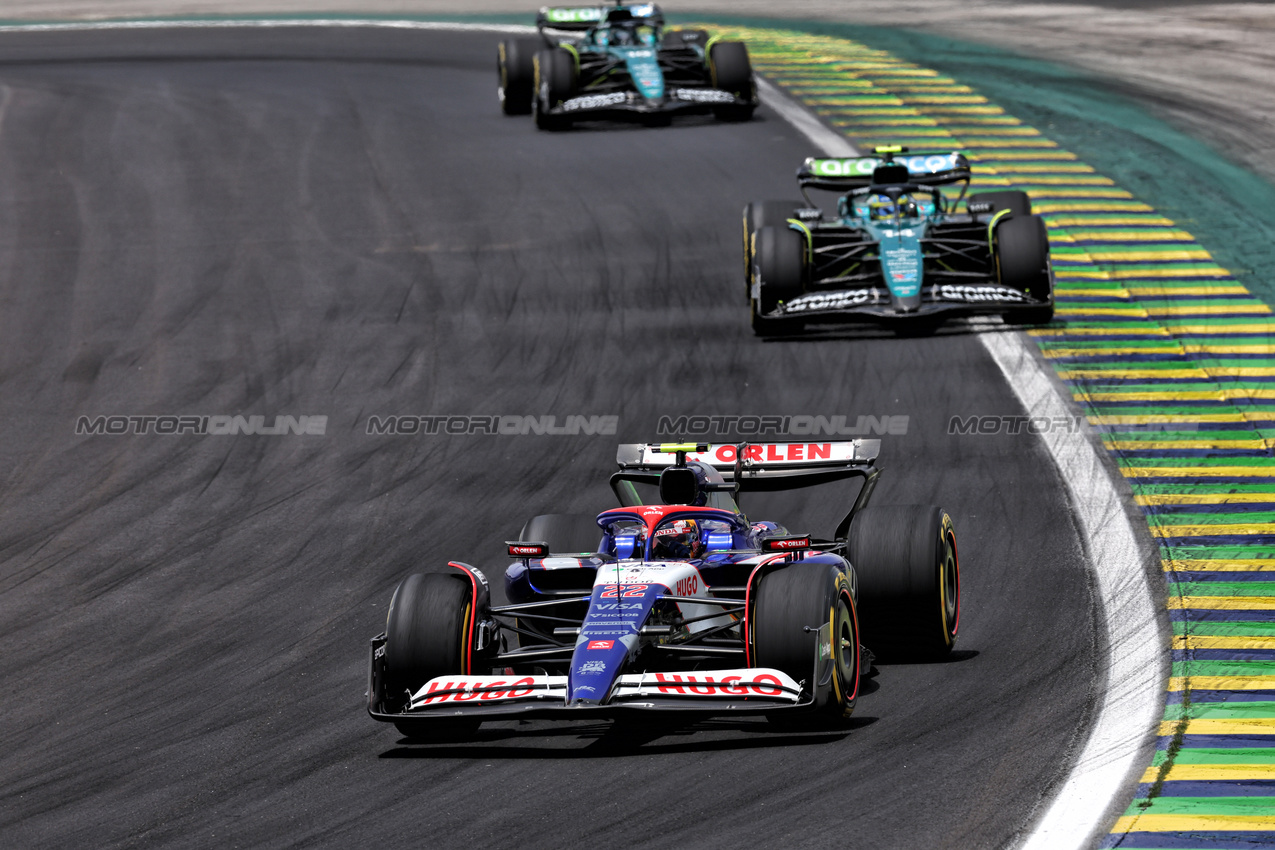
[1087,393,1223,402]
[1167,324,1275,335]
[1093,415,1244,424]
[1167,595,1275,609]
[1158,718,1275,735]
[1107,440,1268,450]
[1146,495,1275,505]
[1086,250,1214,261]
[1156,527,1275,539]
[976,151,1078,159]
[1054,289,1133,297]
[1068,231,1195,241]
[1207,368,1275,377]
[1130,286,1252,296]
[1174,635,1275,649]
[1185,345,1275,354]
[1029,327,1169,336]
[1059,370,1206,379]
[1034,203,1154,212]
[1112,814,1275,831]
[1167,555,1275,568]
[1044,347,1181,357]
[977,164,1094,173]
[1124,466,1275,478]
[1027,189,1134,199]
[1148,306,1272,316]
[1141,763,1275,780]
[1170,676,1275,690]
[1056,308,1148,317]
[1048,217,1177,226]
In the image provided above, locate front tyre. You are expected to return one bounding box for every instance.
[753,563,860,723]
[995,214,1054,324]
[848,505,959,660]
[497,38,539,115]
[533,48,577,131]
[743,200,804,303]
[751,224,805,336]
[708,41,756,122]
[383,572,481,733]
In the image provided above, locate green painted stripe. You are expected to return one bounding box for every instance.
[1151,748,1275,766]
[1174,622,1275,636]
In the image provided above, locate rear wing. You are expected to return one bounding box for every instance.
[614,441,881,540]
[615,440,879,490]
[797,152,971,192]
[536,4,663,32]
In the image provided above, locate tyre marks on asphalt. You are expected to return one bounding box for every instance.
[701,22,1275,848]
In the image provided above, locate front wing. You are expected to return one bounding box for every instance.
[771,283,1052,323]
[367,633,819,723]
[549,86,752,118]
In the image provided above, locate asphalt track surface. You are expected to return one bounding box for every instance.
[0,27,1101,848]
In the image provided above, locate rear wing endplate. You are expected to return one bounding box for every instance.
[797,152,971,192]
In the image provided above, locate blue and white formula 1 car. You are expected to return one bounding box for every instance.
[367,441,960,740]
[496,4,757,129]
[743,146,1055,335]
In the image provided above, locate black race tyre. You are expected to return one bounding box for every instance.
[847,505,959,660]
[708,41,755,121]
[753,563,859,722]
[743,200,804,302]
[518,513,603,554]
[996,213,1053,310]
[751,224,805,336]
[968,189,1032,216]
[497,38,539,115]
[383,572,474,706]
[533,48,577,131]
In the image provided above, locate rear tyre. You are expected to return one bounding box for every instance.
[383,572,483,740]
[708,42,756,121]
[753,563,859,724]
[968,189,1031,216]
[518,513,603,554]
[848,505,959,660]
[751,224,805,336]
[743,200,804,302]
[497,38,539,115]
[534,48,577,131]
[995,214,1053,322]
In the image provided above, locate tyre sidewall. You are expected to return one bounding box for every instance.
[384,572,473,701]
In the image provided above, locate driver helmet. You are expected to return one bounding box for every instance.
[608,23,637,45]
[652,519,702,560]
[867,193,919,220]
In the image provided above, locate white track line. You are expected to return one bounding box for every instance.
[0,16,1164,845]
[762,70,1162,848]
